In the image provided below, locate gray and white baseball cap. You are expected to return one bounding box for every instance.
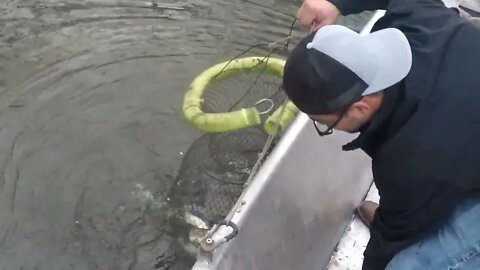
[283,24,412,115]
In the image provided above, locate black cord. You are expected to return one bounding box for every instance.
[227,50,276,112]
[226,17,296,111]
[284,18,297,51]
[209,17,297,115]
[212,43,271,80]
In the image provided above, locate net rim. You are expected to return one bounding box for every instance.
[182,57,293,134]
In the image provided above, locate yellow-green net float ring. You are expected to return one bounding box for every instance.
[182,56,299,135]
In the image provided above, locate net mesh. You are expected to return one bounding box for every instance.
[202,65,286,121]
[168,125,272,227]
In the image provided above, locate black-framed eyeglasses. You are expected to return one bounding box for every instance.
[312,114,344,136]
[311,96,363,137]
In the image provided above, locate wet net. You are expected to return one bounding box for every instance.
[168,125,271,228]
[202,70,286,122]
[167,68,288,225]
[164,21,297,248]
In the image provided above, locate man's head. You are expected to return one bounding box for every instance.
[283,25,412,135]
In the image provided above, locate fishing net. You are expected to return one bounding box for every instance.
[167,125,270,229]
[202,69,286,123]
[164,19,298,242]
[165,62,289,244]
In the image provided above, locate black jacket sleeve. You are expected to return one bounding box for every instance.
[328,0,389,15]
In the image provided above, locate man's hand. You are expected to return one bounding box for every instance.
[297,0,341,32]
[357,200,379,227]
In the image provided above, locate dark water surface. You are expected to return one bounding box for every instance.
[0,0,370,269]
[0,0,299,269]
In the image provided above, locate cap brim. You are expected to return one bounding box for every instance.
[362,28,412,95]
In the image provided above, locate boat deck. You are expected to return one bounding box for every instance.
[325,185,379,270]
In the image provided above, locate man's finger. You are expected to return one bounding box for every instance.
[310,21,326,32]
[297,3,317,27]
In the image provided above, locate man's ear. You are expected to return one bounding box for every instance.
[348,98,371,116]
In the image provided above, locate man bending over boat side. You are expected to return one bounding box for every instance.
[282,0,480,269]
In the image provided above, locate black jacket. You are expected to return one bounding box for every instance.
[328,0,480,268]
